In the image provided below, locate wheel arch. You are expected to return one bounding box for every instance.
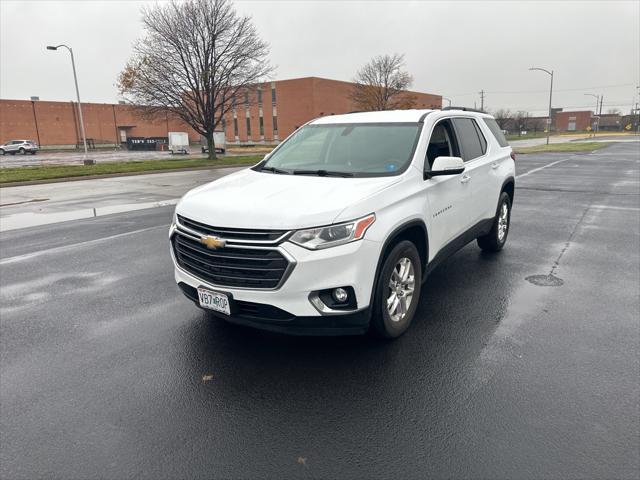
[368,220,429,308]
[501,176,515,203]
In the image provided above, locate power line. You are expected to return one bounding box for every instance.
[447,83,636,97]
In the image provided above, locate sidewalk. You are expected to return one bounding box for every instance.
[0,167,242,231]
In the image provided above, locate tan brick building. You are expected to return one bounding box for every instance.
[0,77,441,147]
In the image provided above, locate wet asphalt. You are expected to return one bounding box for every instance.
[1,142,639,479]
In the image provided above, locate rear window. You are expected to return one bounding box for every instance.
[483,118,509,147]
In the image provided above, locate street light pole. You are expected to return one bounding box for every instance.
[529,67,554,145]
[584,93,599,136]
[47,44,93,165]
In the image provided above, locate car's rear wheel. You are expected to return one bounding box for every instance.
[19,147,25,155]
[370,240,422,339]
[0,149,4,156]
[477,192,511,252]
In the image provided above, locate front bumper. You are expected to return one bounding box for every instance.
[177,282,370,335]
[170,224,381,335]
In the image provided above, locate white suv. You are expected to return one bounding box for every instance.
[0,140,39,155]
[170,109,515,338]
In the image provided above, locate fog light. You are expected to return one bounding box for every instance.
[333,287,348,303]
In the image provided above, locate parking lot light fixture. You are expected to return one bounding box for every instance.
[528,67,554,145]
[46,44,93,165]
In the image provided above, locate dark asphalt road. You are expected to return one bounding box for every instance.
[1,143,639,479]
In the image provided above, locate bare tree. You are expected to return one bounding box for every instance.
[117,0,272,159]
[606,108,621,115]
[513,110,529,136]
[350,54,415,111]
[492,109,513,131]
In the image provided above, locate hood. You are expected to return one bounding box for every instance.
[176,168,401,229]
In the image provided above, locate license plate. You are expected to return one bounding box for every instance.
[197,288,231,315]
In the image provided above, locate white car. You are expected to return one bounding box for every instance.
[0,140,39,155]
[170,108,515,338]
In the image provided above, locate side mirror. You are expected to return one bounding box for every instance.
[425,156,465,179]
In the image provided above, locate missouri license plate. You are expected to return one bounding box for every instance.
[197,288,231,315]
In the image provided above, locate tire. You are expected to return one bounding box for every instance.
[370,240,422,339]
[19,147,25,155]
[0,149,4,156]
[477,192,512,252]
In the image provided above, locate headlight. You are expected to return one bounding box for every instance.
[289,214,375,250]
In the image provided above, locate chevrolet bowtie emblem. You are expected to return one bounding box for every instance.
[200,235,226,249]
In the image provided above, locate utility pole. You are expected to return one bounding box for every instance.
[479,90,485,112]
[599,95,603,116]
[585,93,599,135]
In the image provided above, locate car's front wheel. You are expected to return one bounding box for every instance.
[370,240,422,339]
[0,149,4,156]
[477,192,511,252]
[19,147,25,155]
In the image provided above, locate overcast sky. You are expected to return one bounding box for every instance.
[1,0,638,115]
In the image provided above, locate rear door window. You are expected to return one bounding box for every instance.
[483,118,509,147]
[452,118,485,161]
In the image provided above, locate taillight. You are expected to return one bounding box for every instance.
[510,151,516,162]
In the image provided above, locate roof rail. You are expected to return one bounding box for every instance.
[442,106,486,113]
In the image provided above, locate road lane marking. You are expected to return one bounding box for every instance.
[0,225,167,265]
[590,205,640,211]
[516,158,571,179]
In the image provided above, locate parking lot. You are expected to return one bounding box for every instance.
[1,142,639,479]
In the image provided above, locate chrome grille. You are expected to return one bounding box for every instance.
[172,217,292,289]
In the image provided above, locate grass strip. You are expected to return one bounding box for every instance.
[0,155,262,184]
[514,142,611,154]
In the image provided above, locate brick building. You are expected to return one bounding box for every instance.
[0,77,441,148]
[555,110,594,132]
[0,99,199,148]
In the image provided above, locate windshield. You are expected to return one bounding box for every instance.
[259,122,422,177]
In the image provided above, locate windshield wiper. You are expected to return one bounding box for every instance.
[292,169,354,177]
[259,166,290,174]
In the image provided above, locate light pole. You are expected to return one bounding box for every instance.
[529,67,554,145]
[584,93,599,136]
[47,44,93,165]
[443,97,452,108]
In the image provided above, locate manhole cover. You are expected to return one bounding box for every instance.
[525,274,564,287]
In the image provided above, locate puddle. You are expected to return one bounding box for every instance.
[0,198,179,232]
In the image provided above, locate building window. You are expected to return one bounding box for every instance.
[257,88,262,106]
[246,117,251,137]
[271,87,276,105]
[244,92,249,106]
[259,116,264,136]
[233,118,238,137]
[272,115,278,136]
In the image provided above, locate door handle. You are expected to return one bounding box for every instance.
[491,162,499,169]
[460,174,471,184]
